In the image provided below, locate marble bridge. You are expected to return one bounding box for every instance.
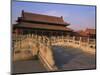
[13,34,96,71]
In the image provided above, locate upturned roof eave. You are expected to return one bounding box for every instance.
[16,18,70,26]
[13,23,71,31]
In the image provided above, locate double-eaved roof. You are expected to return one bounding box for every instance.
[14,10,71,31]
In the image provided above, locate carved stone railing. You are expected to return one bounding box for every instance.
[13,33,95,71]
[13,34,58,71]
[51,36,95,54]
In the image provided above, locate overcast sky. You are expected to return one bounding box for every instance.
[12,1,96,31]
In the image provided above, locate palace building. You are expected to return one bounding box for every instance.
[13,10,72,38]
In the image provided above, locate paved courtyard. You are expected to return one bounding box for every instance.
[52,46,96,70]
[12,46,96,74]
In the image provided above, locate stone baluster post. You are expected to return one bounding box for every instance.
[19,35,21,50]
[20,34,22,49]
[28,34,31,49]
[73,36,75,43]
[32,34,34,42]
[62,32,63,42]
[67,35,69,42]
[42,36,44,44]
[79,37,82,46]
[87,37,90,46]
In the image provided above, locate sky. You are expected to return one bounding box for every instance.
[12,1,96,31]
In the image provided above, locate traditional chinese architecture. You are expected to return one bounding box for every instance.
[76,28,96,39]
[85,28,96,38]
[12,10,96,73]
[13,10,72,38]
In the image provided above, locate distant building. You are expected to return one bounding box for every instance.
[76,28,96,38]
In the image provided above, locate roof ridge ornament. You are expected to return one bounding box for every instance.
[22,10,24,18]
[61,16,63,19]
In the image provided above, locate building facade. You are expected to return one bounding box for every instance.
[13,10,73,40]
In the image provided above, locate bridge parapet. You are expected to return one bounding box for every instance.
[51,36,95,54]
[13,33,95,71]
[13,34,58,71]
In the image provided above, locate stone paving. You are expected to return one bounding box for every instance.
[12,60,46,74]
[12,46,96,74]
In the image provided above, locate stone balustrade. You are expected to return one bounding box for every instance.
[13,34,58,71]
[13,33,95,71]
[51,36,95,54]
